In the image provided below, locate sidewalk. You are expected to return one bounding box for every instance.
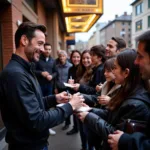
[0,117,82,150]
[48,122,81,150]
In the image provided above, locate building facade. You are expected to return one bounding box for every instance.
[131,0,150,48]
[100,12,132,47]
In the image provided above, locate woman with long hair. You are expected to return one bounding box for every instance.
[76,50,93,84]
[62,50,81,132]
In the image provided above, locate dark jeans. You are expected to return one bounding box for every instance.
[65,116,71,126]
[87,127,102,150]
[41,84,53,96]
[79,120,94,150]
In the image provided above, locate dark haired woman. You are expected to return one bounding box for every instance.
[62,50,81,132]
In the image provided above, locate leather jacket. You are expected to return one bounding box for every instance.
[0,54,73,149]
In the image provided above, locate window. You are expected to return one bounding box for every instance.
[136,20,142,31]
[128,34,131,38]
[128,28,131,32]
[122,28,125,31]
[128,22,131,25]
[135,2,143,15]
[148,16,150,28]
[148,0,150,8]
[122,34,125,38]
[25,0,36,13]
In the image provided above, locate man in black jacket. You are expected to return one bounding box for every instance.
[108,30,150,150]
[0,22,84,150]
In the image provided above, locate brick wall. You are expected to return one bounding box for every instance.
[0,0,22,68]
[12,0,22,51]
[0,5,13,67]
[37,0,47,27]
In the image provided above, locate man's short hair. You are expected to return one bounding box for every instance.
[15,21,46,49]
[136,30,150,55]
[112,37,126,50]
[90,44,106,63]
[44,42,51,47]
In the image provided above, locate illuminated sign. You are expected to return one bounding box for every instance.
[68,0,97,5]
[65,14,100,33]
[61,0,103,33]
[62,0,103,14]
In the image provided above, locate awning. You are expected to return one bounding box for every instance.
[61,0,103,33]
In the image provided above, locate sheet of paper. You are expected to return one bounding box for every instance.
[76,107,92,112]
[64,82,75,88]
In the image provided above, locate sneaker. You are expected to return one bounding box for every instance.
[49,129,56,135]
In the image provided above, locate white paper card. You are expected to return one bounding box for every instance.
[64,82,75,88]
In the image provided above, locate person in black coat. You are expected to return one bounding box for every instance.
[107,30,150,150]
[77,49,150,150]
[0,22,84,150]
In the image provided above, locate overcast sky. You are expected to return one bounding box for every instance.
[75,0,134,42]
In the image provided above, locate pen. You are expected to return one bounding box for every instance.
[70,76,72,79]
[66,90,71,100]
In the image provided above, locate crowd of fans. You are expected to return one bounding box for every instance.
[34,33,150,150]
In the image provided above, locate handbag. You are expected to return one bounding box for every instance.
[116,119,147,134]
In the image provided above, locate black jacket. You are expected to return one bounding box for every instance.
[67,65,79,94]
[0,54,73,149]
[84,85,150,150]
[68,65,78,82]
[79,63,105,94]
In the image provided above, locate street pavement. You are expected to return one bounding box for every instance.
[0,116,82,150]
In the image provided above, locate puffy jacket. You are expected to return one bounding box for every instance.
[84,85,150,150]
[0,54,73,149]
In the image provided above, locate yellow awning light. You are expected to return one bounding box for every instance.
[61,0,103,33]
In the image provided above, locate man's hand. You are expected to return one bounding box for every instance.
[108,130,124,150]
[56,91,70,103]
[69,93,84,110]
[41,71,49,78]
[46,74,52,81]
